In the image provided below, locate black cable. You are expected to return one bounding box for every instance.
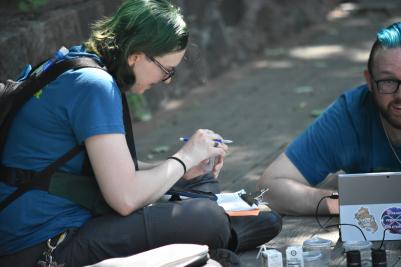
[309,216,334,239]
[315,193,339,230]
[325,223,367,241]
[377,228,390,250]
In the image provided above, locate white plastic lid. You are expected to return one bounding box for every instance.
[342,241,372,252]
[303,251,322,261]
[303,237,332,248]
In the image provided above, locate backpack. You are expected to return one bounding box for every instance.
[0,56,139,215]
[0,55,216,216]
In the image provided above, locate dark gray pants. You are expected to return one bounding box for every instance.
[0,175,231,266]
[0,174,282,267]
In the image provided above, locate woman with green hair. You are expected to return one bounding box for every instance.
[0,0,282,266]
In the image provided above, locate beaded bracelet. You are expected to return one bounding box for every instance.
[168,156,187,173]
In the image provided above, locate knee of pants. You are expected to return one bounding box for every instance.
[146,199,231,249]
[266,210,283,236]
[189,199,231,246]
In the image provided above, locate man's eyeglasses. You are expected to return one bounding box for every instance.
[147,56,175,82]
[371,76,401,94]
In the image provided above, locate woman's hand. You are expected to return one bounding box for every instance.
[182,154,225,180]
[174,129,228,179]
[211,154,224,178]
[182,159,210,180]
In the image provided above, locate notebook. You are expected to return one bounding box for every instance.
[338,172,401,241]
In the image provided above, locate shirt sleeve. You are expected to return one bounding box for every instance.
[67,68,125,143]
[285,95,359,185]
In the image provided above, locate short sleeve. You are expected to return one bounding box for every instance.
[285,95,359,185]
[66,68,125,143]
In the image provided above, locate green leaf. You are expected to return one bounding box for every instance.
[310,109,324,117]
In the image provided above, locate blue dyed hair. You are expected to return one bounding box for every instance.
[368,22,401,74]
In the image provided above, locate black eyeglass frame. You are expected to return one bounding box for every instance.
[147,55,175,82]
[370,71,401,94]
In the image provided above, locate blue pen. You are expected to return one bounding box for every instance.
[179,137,233,144]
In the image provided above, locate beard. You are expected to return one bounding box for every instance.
[373,90,401,130]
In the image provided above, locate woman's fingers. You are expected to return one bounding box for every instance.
[211,155,224,178]
[179,129,229,169]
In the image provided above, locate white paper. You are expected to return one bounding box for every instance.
[216,190,258,211]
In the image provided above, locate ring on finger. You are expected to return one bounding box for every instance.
[214,141,219,148]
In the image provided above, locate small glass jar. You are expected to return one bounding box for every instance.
[303,237,332,266]
[343,241,373,267]
[303,251,323,267]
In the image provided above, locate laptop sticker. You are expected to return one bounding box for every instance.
[381,207,401,234]
[355,207,378,233]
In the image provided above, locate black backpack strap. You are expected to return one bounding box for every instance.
[121,93,139,170]
[12,57,104,112]
[0,56,140,211]
[80,93,139,174]
[0,58,104,212]
[0,144,84,211]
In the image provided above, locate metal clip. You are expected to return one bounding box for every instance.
[254,188,269,206]
[37,232,67,267]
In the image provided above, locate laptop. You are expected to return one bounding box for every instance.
[338,172,401,241]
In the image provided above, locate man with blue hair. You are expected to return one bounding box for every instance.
[258,21,401,215]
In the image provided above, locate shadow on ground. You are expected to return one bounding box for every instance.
[133,4,401,266]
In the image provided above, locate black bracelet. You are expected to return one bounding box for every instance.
[168,156,187,173]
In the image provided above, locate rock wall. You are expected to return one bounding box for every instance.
[0,0,339,111]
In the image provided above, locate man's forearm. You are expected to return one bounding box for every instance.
[264,178,338,215]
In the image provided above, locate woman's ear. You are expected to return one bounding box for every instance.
[127,53,141,67]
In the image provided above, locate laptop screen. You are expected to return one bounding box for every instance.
[338,172,401,241]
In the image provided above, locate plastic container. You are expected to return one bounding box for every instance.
[343,241,373,267]
[260,249,283,267]
[303,237,331,266]
[286,246,304,267]
[303,251,322,267]
[31,46,69,77]
[203,157,215,173]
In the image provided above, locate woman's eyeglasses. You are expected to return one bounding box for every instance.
[147,56,175,81]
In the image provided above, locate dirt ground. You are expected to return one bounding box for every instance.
[133,2,401,266]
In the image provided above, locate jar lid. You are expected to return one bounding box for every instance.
[343,241,372,251]
[303,251,322,261]
[303,237,332,248]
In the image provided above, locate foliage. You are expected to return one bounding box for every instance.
[18,0,48,12]
[126,93,152,122]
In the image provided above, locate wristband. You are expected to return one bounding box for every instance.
[168,156,187,173]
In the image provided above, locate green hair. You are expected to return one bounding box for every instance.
[85,0,188,90]
[368,22,401,75]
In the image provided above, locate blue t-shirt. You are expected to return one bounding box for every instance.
[0,46,125,255]
[286,84,401,186]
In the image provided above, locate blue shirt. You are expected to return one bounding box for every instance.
[286,84,401,186]
[0,46,125,255]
